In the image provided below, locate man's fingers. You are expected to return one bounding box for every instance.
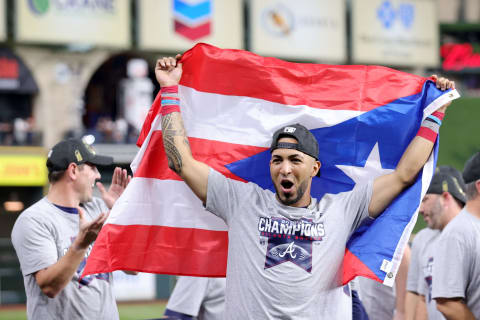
[440,78,447,90]
[113,167,122,185]
[121,169,128,187]
[435,77,449,90]
[120,168,126,184]
[111,167,118,185]
[156,56,182,76]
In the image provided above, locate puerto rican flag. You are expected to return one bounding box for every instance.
[83,43,459,286]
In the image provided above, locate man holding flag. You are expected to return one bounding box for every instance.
[154,54,455,319]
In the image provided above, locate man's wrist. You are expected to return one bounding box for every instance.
[160,82,179,88]
[161,86,180,115]
[416,111,444,143]
[72,237,90,252]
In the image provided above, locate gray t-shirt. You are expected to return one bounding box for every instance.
[11,197,119,320]
[356,276,395,320]
[406,228,444,319]
[417,233,444,320]
[206,169,372,319]
[166,276,226,320]
[407,228,439,294]
[432,209,480,318]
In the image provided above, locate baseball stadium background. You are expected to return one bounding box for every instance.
[0,0,479,319]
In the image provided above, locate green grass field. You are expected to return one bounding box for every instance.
[0,301,167,320]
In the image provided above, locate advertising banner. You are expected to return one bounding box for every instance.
[0,47,39,94]
[138,0,243,51]
[0,155,47,186]
[352,0,439,67]
[16,0,130,47]
[249,0,346,62]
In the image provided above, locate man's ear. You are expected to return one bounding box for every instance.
[312,160,321,177]
[66,163,77,180]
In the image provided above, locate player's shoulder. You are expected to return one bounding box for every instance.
[412,227,439,245]
[318,181,371,209]
[15,198,51,222]
[441,210,475,240]
[11,198,53,237]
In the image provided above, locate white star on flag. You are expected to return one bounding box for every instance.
[336,143,394,184]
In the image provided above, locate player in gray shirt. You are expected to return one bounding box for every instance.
[433,152,480,319]
[355,245,410,320]
[154,56,455,319]
[164,276,226,320]
[406,166,466,320]
[11,138,132,320]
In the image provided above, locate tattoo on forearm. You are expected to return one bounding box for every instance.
[161,113,190,174]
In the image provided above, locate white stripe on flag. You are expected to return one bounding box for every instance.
[180,86,366,147]
[108,177,228,231]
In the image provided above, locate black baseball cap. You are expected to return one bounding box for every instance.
[463,151,480,184]
[427,166,466,204]
[46,138,113,172]
[270,123,320,176]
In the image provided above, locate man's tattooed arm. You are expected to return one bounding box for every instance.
[155,55,209,202]
[161,112,191,175]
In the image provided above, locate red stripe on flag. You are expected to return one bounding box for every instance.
[137,91,162,147]
[343,248,382,284]
[82,224,228,277]
[135,130,268,181]
[180,43,426,112]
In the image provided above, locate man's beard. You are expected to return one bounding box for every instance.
[276,179,309,206]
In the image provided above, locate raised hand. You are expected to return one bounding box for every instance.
[431,74,455,112]
[97,167,131,209]
[155,54,183,87]
[74,207,109,250]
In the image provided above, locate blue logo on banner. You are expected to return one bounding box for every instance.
[377,0,415,29]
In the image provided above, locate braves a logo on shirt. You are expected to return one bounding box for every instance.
[258,217,325,272]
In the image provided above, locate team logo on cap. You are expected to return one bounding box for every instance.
[75,150,83,162]
[82,141,96,155]
[283,127,296,133]
[442,181,448,192]
[452,177,466,197]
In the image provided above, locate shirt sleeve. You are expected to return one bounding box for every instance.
[11,215,58,276]
[206,169,258,224]
[166,276,210,316]
[406,236,422,293]
[335,180,373,234]
[432,234,469,300]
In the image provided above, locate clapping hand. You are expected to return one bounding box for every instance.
[97,167,131,209]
